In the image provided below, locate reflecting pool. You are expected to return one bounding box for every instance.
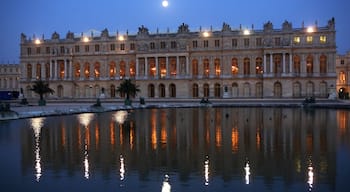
[1,107,350,191]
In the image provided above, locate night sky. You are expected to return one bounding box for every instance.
[0,0,348,63]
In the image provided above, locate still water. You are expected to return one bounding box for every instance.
[0,107,350,191]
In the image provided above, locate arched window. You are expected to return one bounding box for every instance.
[94,62,100,78]
[109,61,116,78]
[36,63,41,79]
[74,63,80,79]
[214,58,220,77]
[256,82,263,98]
[130,60,136,77]
[110,84,116,98]
[170,57,177,76]
[203,58,209,77]
[159,84,165,97]
[27,63,32,79]
[231,58,238,75]
[45,63,50,79]
[192,84,198,98]
[339,71,346,83]
[158,57,166,78]
[293,55,301,74]
[203,83,209,97]
[59,61,64,79]
[120,60,126,78]
[232,83,238,97]
[273,82,282,97]
[255,57,263,75]
[169,84,176,97]
[57,85,63,98]
[320,54,327,74]
[274,54,282,74]
[306,55,313,74]
[306,81,314,97]
[293,82,301,97]
[84,62,90,79]
[192,59,198,77]
[214,83,221,98]
[243,57,250,75]
[148,84,155,98]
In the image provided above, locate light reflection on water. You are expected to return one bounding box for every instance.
[1,107,350,191]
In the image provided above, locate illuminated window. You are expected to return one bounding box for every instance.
[340,71,346,83]
[293,36,300,44]
[306,36,313,43]
[320,35,327,44]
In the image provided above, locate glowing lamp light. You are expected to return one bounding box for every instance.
[118,35,125,41]
[243,29,251,35]
[307,26,315,33]
[34,39,41,45]
[83,36,90,42]
[202,31,210,37]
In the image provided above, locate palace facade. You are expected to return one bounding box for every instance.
[19,18,337,99]
[0,64,20,91]
[336,51,350,98]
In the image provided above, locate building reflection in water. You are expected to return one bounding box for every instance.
[77,113,94,179]
[244,160,251,185]
[30,117,45,182]
[204,156,210,186]
[20,107,349,190]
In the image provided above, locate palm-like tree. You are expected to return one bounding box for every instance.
[116,79,140,105]
[30,80,55,105]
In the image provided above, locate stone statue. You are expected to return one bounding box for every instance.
[177,23,190,33]
[66,31,74,40]
[51,31,60,40]
[222,22,231,32]
[101,28,109,38]
[263,21,273,32]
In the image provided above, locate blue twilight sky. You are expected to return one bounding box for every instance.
[0,0,348,63]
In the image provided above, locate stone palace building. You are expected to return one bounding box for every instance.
[19,18,337,100]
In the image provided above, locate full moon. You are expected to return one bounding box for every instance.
[162,0,169,7]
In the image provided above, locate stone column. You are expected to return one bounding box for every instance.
[166,56,169,77]
[145,57,148,77]
[64,59,68,79]
[270,54,273,74]
[54,60,57,80]
[282,53,286,74]
[69,60,72,80]
[186,56,190,77]
[289,53,293,74]
[136,58,139,78]
[176,56,180,77]
[41,62,45,79]
[263,54,267,74]
[155,57,159,78]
